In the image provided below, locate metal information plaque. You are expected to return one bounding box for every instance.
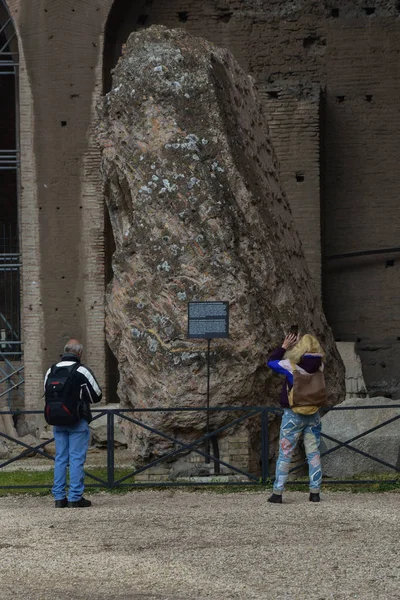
[187,301,229,339]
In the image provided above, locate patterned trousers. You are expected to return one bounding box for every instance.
[273,408,322,494]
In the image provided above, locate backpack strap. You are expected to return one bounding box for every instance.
[43,364,57,397]
[69,362,80,376]
[50,361,80,377]
[64,362,80,389]
[45,361,80,389]
[286,361,297,408]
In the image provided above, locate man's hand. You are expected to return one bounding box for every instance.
[282,333,297,350]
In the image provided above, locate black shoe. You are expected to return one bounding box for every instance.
[309,492,320,503]
[55,498,68,508]
[267,493,282,504]
[67,497,92,508]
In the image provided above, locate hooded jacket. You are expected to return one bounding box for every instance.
[267,346,324,408]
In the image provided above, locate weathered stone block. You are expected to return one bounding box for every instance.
[321,397,400,477]
[336,342,367,399]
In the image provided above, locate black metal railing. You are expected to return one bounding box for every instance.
[0,405,399,490]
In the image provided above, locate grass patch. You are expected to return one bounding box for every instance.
[287,473,400,493]
[0,468,136,497]
[0,471,398,497]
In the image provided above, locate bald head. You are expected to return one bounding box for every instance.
[63,339,83,357]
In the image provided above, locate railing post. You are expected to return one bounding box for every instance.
[106,411,115,489]
[261,408,269,485]
[211,435,220,474]
[205,338,211,463]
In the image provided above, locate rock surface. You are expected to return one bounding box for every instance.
[96,26,344,464]
[0,439,8,459]
[321,397,400,476]
[0,414,39,459]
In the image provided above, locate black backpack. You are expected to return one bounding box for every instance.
[44,363,82,426]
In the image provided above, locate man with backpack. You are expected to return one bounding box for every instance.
[44,339,102,508]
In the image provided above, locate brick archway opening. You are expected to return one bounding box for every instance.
[0,0,23,410]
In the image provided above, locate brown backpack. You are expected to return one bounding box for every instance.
[287,361,326,415]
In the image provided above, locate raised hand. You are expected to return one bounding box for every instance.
[282,333,298,350]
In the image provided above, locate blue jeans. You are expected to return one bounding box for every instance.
[52,419,90,502]
[273,409,322,494]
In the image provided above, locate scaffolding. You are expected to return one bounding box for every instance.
[0,1,22,409]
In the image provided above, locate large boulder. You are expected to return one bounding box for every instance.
[321,397,400,477]
[96,26,344,465]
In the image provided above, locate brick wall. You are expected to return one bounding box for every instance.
[7,0,109,409]
[135,428,252,483]
[262,86,322,290]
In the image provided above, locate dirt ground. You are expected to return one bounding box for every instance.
[0,490,399,600]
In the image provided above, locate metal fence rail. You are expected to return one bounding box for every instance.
[0,149,19,169]
[0,405,399,490]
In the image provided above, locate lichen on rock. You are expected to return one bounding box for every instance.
[96,26,344,465]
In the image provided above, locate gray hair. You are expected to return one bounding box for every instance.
[63,341,83,356]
